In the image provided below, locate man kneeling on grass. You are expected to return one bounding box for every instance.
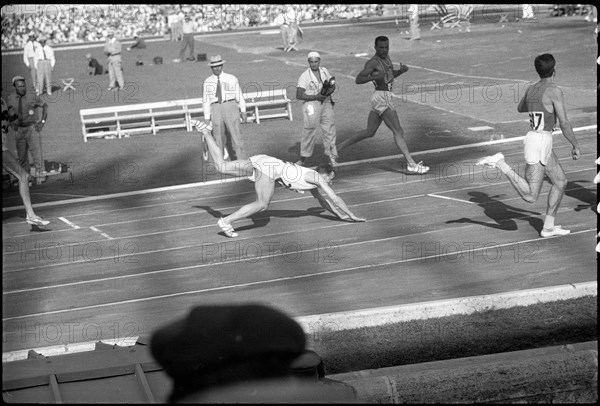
[193,121,365,237]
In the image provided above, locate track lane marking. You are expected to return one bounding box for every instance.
[3,229,595,321]
[58,217,80,229]
[2,126,595,213]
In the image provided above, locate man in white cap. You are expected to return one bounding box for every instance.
[295,51,338,167]
[34,36,55,96]
[104,29,124,91]
[202,55,247,160]
[22,32,40,92]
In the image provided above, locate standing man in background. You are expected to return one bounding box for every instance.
[5,76,47,183]
[283,5,301,52]
[174,15,195,62]
[23,32,40,92]
[202,55,247,161]
[104,30,125,91]
[408,4,421,40]
[295,51,338,167]
[35,36,55,96]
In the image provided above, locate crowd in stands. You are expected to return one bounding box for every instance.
[1,4,385,50]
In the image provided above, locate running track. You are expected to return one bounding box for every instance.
[2,128,597,353]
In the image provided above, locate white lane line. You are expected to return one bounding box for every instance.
[468,126,495,131]
[427,194,478,205]
[58,217,80,229]
[336,125,596,167]
[4,166,594,267]
[5,279,596,362]
[2,229,595,321]
[89,226,113,240]
[2,126,595,213]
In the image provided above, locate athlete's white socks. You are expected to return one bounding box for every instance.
[543,215,555,230]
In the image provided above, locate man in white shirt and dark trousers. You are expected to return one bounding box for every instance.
[104,30,125,91]
[202,55,247,160]
[23,33,40,92]
[34,36,55,96]
[174,16,195,62]
[296,51,338,167]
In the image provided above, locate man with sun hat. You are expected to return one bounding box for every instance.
[202,55,247,160]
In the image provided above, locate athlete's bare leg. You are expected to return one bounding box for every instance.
[203,128,253,177]
[337,110,382,152]
[223,173,276,226]
[380,108,417,166]
[495,159,546,203]
[539,151,568,217]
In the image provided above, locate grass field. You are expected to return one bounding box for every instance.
[308,296,597,374]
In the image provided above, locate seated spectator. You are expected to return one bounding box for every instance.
[150,303,357,403]
[127,34,146,51]
[85,53,104,75]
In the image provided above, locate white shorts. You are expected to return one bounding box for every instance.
[247,154,284,182]
[370,91,395,116]
[523,131,553,166]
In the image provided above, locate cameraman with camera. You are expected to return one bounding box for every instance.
[295,51,338,167]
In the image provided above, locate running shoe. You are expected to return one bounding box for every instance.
[407,161,430,174]
[26,216,50,226]
[540,225,570,238]
[218,218,238,238]
[476,152,504,168]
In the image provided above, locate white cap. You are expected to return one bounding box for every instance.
[307,51,320,60]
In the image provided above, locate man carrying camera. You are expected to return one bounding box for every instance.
[295,51,338,167]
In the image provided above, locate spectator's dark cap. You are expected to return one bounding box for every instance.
[12,76,26,85]
[208,55,225,67]
[150,304,306,380]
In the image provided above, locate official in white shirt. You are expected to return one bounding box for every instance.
[202,55,247,160]
[34,36,56,96]
[23,33,40,92]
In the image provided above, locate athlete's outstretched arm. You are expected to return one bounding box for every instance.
[310,188,350,220]
[314,180,366,222]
